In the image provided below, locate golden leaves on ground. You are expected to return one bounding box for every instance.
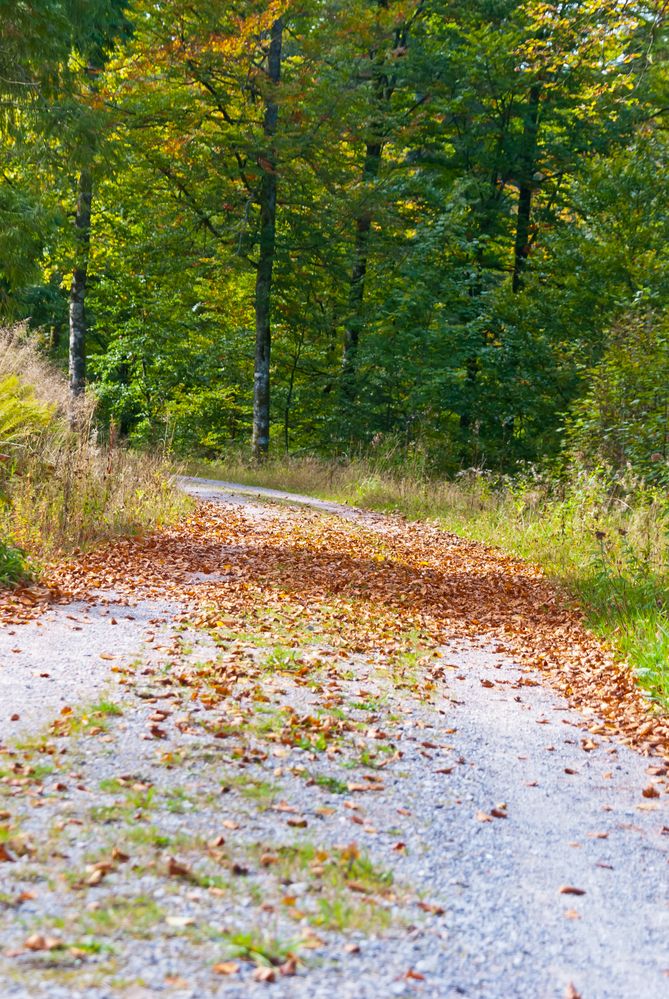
[2,500,667,763]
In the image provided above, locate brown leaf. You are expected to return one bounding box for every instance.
[213,961,240,976]
[24,934,62,952]
[0,844,16,863]
[252,967,276,983]
[642,784,660,799]
[559,885,586,896]
[279,956,298,976]
[167,856,195,880]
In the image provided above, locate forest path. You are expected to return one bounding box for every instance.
[0,479,666,999]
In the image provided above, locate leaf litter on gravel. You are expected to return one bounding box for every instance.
[0,495,667,996]
[2,499,666,762]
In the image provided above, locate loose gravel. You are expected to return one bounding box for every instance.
[0,483,666,999]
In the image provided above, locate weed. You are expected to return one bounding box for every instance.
[313,774,348,794]
[222,930,298,967]
[90,701,124,717]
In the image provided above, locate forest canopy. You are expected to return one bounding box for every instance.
[2,0,668,478]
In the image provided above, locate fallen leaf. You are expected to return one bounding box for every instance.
[405,968,426,981]
[279,956,298,976]
[213,961,239,976]
[165,915,196,928]
[252,967,276,983]
[559,886,586,896]
[167,857,195,880]
[24,934,62,952]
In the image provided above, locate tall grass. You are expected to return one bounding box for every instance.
[0,328,188,575]
[192,451,669,708]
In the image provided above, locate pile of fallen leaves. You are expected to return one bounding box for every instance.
[1,500,667,760]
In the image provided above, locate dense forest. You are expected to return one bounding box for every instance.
[1,1,668,477]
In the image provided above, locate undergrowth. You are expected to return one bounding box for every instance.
[0,328,188,575]
[192,452,669,709]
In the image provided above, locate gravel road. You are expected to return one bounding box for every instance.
[0,479,666,999]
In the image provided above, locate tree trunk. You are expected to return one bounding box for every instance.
[68,165,93,421]
[252,18,283,463]
[341,0,411,398]
[341,140,382,391]
[512,84,541,293]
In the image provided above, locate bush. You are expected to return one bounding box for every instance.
[565,310,669,486]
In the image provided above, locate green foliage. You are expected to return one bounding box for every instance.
[0,0,668,482]
[0,374,53,450]
[0,539,29,586]
[566,311,669,486]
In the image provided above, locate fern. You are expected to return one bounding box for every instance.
[0,375,53,451]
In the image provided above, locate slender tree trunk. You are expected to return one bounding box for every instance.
[284,330,304,453]
[341,0,414,399]
[252,18,283,463]
[341,140,382,391]
[512,84,541,293]
[68,166,93,421]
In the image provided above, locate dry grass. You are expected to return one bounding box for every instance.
[0,327,189,567]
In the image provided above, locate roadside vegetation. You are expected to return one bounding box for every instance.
[0,330,187,582]
[193,451,669,710]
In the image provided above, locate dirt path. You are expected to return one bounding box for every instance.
[0,481,666,999]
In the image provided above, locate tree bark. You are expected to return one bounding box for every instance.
[512,84,541,293]
[341,140,382,391]
[252,18,283,463]
[68,165,93,420]
[341,0,412,397]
